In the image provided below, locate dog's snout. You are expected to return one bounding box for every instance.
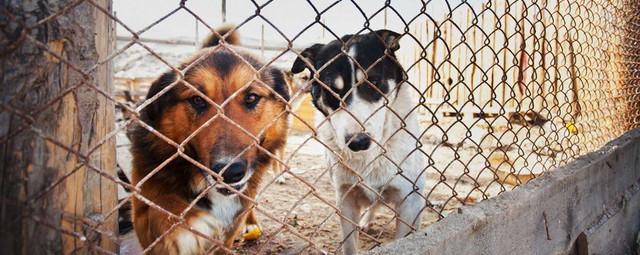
[211,160,247,184]
[345,133,372,152]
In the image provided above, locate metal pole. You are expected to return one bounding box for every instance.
[384,8,388,28]
[261,24,265,57]
[322,18,326,39]
[195,17,199,48]
[222,0,227,23]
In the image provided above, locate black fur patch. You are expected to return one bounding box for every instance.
[189,49,264,80]
[204,51,239,78]
[118,199,133,235]
[269,68,291,102]
[142,71,179,126]
[290,30,405,115]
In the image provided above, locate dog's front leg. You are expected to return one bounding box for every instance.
[132,195,224,255]
[394,191,425,239]
[337,188,362,255]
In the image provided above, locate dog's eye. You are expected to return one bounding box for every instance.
[244,93,261,109]
[188,96,208,113]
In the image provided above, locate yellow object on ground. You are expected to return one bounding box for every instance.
[243,224,262,241]
[565,121,578,134]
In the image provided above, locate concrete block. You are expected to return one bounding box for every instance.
[368,129,640,255]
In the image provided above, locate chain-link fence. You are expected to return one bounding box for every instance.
[2,0,639,254]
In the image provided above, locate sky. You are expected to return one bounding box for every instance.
[112,0,497,94]
[112,0,568,118]
[112,0,482,47]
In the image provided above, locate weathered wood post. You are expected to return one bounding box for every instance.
[0,0,117,253]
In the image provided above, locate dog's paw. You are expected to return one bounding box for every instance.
[359,220,376,234]
[242,224,262,241]
[362,224,380,236]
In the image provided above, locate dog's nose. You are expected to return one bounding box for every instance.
[211,160,247,184]
[345,133,372,152]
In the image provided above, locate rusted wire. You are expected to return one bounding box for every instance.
[1,0,639,254]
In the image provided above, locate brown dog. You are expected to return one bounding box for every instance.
[129,26,291,254]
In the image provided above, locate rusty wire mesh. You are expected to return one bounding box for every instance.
[1,0,640,254]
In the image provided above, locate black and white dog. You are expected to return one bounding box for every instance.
[291,30,426,254]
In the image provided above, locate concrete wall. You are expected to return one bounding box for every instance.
[369,129,640,255]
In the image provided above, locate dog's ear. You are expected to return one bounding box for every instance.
[268,68,291,102]
[340,34,354,43]
[283,70,312,110]
[284,70,311,94]
[374,29,402,51]
[142,71,178,125]
[202,24,240,48]
[291,43,324,74]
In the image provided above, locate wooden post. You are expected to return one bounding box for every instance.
[421,21,428,98]
[551,0,562,110]
[478,3,486,106]
[515,2,528,105]
[534,0,549,112]
[468,7,477,101]
[430,21,439,99]
[455,21,463,106]
[501,0,510,109]
[567,34,582,117]
[491,1,499,108]
[445,21,453,108]
[0,0,117,253]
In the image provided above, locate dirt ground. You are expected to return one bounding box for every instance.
[117,111,572,254]
[236,133,440,254]
[235,131,498,254]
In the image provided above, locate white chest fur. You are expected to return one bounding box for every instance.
[207,191,243,230]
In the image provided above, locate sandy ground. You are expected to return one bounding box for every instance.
[116,111,574,254]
